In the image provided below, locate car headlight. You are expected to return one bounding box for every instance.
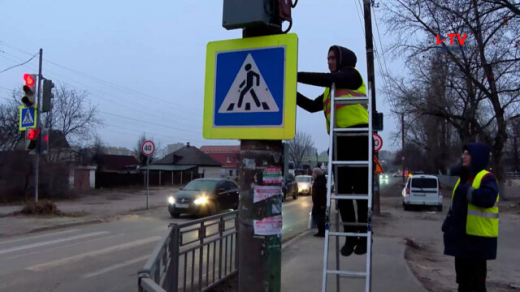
[194,196,208,205]
[168,196,175,205]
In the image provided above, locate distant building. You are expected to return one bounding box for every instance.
[200,145,240,178]
[142,142,222,185]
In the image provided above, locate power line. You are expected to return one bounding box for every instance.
[99,110,202,135]
[0,52,38,74]
[354,0,366,36]
[372,7,391,82]
[1,51,202,124]
[0,40,203,116]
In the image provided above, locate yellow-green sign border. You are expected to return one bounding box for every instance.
[18,105,38,131]
[203,33,298,140]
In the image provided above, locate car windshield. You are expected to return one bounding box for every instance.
[295,176,311,183]
[411,178,437,188]
[182,180,219,192]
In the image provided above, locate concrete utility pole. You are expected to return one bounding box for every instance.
[238,25,284,292]
[402,112,406,182]
[363,0,380,215]
[34,48,43,202]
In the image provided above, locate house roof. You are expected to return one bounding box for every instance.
[205,152,240,168]
[154,145,221,166]
[48,130,70,149]
[199,145,240,153]
[96,155,139,171]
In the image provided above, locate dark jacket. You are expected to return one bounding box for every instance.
[297,46,363,113]
[312,174,327,216]
[442,143,499,260]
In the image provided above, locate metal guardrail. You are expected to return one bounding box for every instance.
[138,211,239,292]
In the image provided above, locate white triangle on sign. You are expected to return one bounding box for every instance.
[218,54,280,114]
[22,109,34,125]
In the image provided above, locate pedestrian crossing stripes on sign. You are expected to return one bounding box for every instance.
[218,53,279,114]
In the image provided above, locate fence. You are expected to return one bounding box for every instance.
[138,211,239,292]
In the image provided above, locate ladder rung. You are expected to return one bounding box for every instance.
[328,231,369,237]
[334,97,369,105]
[326,270,367,278]
[333,128,369,133]
[331,195,369,200]
[332,161,369,166]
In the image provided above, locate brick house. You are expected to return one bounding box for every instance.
[200,145,240,179]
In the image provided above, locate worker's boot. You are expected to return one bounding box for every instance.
[341,238,358,257]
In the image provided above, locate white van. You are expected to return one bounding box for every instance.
[402,175,442,211]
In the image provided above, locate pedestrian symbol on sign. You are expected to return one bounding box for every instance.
[218,54,279,114]
[22,110,34,125]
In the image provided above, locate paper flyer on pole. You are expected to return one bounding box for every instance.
[253,186,282,203]
[253,215,283,235]
[262,166,283,184]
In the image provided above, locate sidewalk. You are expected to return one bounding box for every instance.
[282,231,427,292]
[0,187,177,238]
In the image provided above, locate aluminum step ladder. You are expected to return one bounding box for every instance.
[322,83,373,292]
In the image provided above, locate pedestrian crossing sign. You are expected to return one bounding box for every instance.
[203,33,298,140]
[19,105,37,131]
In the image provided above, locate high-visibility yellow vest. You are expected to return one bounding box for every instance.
[452,170,499,237]
[322,70,369,133]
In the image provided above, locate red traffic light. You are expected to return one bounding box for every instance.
[27,129,40,140]
[24,74,35,87]
[44,134,49,142]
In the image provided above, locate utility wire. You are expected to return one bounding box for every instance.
[0,52,38,74]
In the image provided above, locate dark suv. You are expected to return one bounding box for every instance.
[282,174,298,202]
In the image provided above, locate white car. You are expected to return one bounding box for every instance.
[295,175,313,195]
[402,175,442,211]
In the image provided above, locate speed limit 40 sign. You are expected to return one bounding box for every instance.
[373,134,383,152]
[141,140,155,157]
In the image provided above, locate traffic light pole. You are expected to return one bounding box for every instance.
[34,48,43,202]
[237,25,284,292]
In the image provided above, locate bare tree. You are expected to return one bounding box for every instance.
[286,131,315,170]
[382,0,520,180]
[0,93,22,151]
[41,85,102,147]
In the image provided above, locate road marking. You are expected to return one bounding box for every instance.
[83,255,150,278]
[27,236,161,271]
[3,234,126,261]
[0,229,79,245]
[0,231,109,255]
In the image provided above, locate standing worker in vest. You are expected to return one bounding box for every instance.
[442,143,499,292]
[297,46,369,256]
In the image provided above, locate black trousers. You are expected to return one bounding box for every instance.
[334,133,369,237]
[313,213,326,235]
[455,257,487,292]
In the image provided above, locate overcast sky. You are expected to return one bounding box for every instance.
[0,0,402,153]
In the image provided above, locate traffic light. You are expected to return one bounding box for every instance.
[22,74,37,107]
[25,128,40,152]
[41,128,50,154]
[42,79,55,113]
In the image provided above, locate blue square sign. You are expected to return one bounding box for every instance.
[214,47,285,127]
[19,106,37,130]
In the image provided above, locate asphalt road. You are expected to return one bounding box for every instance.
[0,195,313,292]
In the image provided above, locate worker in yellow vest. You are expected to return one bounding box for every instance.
[442,143,499,292]
[297,46,369,256]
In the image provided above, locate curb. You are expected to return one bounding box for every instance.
[28,218,106,234]
[282,230,312,250]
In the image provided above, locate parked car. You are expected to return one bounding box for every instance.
[393,171,401,177]
[168,178,239,218]
[295,175,313,195]
[402,175,442,211]
[282,174,298,201]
